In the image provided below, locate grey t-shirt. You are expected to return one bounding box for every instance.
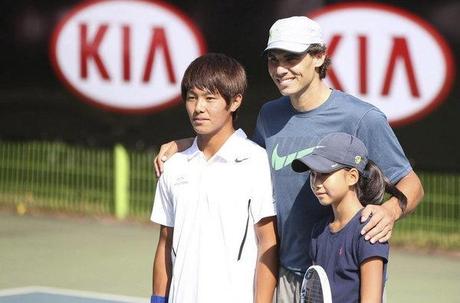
[252,89,411,275]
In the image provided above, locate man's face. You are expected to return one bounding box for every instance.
[267,49,323,97]
[185,87,238,136]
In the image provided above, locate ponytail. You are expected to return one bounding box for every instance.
[356,160,407,211]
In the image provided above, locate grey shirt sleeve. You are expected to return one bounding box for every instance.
[355,109,412,184]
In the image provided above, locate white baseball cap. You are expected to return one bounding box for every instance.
[264,16,325,54]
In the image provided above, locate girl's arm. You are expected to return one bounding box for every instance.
[360,257,384,303]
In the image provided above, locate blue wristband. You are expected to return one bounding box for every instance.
[151,295,167,303]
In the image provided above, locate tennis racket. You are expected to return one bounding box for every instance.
[300,265,332,303]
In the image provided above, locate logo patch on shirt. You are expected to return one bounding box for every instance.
[174,176,188,186]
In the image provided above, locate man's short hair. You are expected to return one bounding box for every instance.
[306,44,331,79]
[181,53,247,120]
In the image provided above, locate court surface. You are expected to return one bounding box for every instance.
[0,287,146,303]
[0,212,459,302]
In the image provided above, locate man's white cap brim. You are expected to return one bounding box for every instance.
[264,41,318,54]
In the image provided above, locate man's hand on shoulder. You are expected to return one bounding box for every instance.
[153,138,194,177]
[360,203,399,244]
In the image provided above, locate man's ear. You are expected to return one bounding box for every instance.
[230,94,242,112]
[347,168,360,187]
[314,52,326,68]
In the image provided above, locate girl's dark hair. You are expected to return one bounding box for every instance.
[356,160,407,211]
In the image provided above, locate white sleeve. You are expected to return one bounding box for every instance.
[250,153,276,224]
[150,173,174,227]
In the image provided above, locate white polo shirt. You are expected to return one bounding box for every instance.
[151,129,276,303]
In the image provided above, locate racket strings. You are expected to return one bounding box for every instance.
[304,270,325,303]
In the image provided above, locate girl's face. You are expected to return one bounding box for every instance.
[310,168,357,206]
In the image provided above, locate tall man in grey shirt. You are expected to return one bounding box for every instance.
[154,16,424,302]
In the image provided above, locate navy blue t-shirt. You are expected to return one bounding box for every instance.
[310,210,389,303]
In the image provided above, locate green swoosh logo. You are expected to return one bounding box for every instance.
[271,144,316,170]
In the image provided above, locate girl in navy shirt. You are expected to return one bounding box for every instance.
[292,132,407,303]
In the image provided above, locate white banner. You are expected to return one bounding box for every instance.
[311,3,455,126]
[50,0,206,114]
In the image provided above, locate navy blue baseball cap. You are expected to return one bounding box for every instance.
[292,133,368,174]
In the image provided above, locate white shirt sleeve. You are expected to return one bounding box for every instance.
[150,172,175,227]
[250,153,276,224]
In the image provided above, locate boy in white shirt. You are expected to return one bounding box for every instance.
[150,53,278,303]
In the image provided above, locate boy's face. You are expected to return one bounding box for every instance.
[185,87,240,136]
[267,49,324,98]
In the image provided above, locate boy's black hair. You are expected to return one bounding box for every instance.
[181,53,247,121]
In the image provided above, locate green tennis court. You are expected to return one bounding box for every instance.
[0,212,458,302]
[0,287,146,303]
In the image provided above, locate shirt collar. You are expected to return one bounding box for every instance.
[185,129,250,162]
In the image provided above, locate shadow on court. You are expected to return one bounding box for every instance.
[0,212,458,302]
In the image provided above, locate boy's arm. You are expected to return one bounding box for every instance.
[153,138,194,177]
[152,225,174,297]
[361,170,424,243]
[360,257,385,303]
[254,216,278,303]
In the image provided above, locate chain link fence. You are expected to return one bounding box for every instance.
[0,141,458,248]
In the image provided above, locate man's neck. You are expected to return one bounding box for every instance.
[290,80,332,112]
[197,125,235,160]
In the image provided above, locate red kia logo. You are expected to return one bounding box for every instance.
[311,3,455,126]
[50,0,206,114]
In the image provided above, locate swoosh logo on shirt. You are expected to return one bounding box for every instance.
[235,157,249,163]
[271,144,316,170]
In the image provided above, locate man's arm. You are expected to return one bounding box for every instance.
[152,225,174,297]
[254,216,278,303]
[355,109,424,243]
[384,170,424,218]
[153,138,194,177]
[361,170,424,243]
